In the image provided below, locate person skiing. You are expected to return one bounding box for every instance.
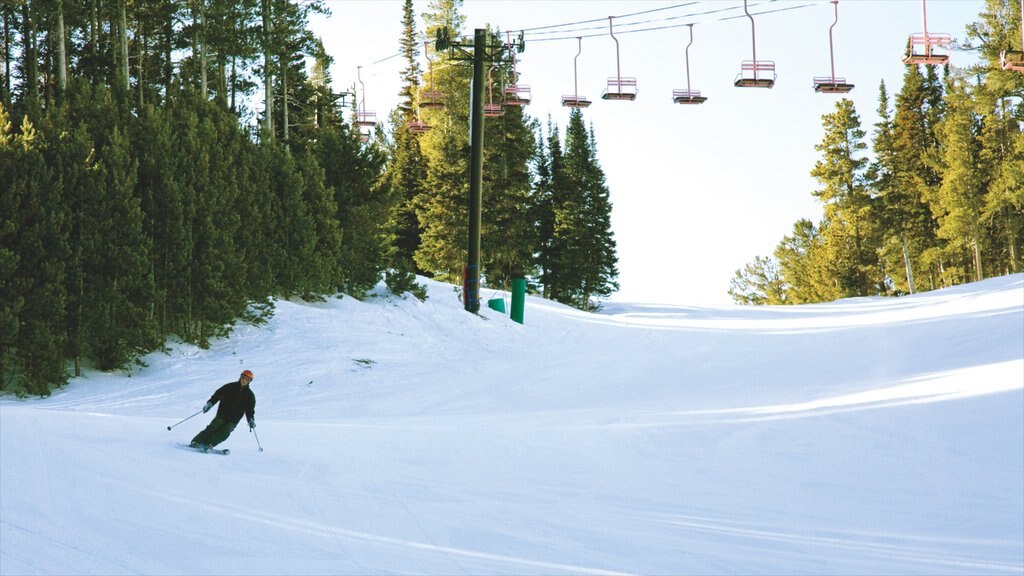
[190,370,256,450]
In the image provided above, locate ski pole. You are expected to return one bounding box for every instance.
[166,409,203,431]
[251,426,264,452]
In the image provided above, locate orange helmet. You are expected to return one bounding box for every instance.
[241,369,254,381]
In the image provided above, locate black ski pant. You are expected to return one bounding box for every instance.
[191,416,238,447]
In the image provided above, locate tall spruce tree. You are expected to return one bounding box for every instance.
[809,98,880,297]
[86,125,157,370]
[0,110,69,393]
[382,0,430,282]
[934,77,987,282]
[480,93,539,288]
[534,121,565,300]
[548,109,618,309]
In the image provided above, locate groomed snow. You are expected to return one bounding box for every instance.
[2,275,1022,575]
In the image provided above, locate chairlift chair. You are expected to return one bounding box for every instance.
[562,37,592,108]
[504,84,532,106]
[485,65,504,118]
[408,119,431,134]
[673,24,707,104]
[735,60,776,88]
[602,16,638,101]
[735,0,775,88]
[1002,0,1024,72]
[903,0,951,65]
[813,1,854,93]
[504,32,531,106]
[420,42,447,109]
[1003,50,1024,71]
[355,66,377,128]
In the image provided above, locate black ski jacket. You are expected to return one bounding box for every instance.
[207,380,256,424]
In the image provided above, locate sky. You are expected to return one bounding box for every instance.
[1,273,1021,574]
[309,1,987,305]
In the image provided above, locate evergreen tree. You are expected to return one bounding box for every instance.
[809,98,880,297]
[876,67,943,293]
[315,123,389,295]
[774,218,835,304]
[382,0,430,281]
[133,101,192,339]
[934,77,987,282]
[548,109,618,309]
[729,256,786,305]
[0,104,24,390]
[415,123,469,282]
[0,110,69,393]
[980,98,1024,275]
[534,121,565,300]
[480,97,538,289]
[86,125,157,370]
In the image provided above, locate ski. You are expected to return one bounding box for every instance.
[176,442,229,455]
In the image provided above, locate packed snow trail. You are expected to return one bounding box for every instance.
[2,275,1022,575]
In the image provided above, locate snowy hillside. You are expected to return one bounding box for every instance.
[2,275,1022,575]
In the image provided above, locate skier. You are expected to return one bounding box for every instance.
[190,370,256,450]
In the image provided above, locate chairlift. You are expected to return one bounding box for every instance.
[903,0,951,65]
[813,1,855,93]
[355,66,376,128]
[673,24,707,104]
[602,16,638,101]
[562,37,592,108]
[1002,0,1024,71]
[420,42,446,109]
[485,65,504,118]
[408,117,431,134]
[504,32,531,106]
[735,0,776,88]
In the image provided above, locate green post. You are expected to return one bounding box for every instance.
[511,277,526,324]
[464,28,487,314]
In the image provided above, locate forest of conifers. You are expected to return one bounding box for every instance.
[0,0,1021,395]
[0,0,618,394]
[729,1,1023,305]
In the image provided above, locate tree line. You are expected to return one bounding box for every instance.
[730,0,1023,304]
[0,0,618,395]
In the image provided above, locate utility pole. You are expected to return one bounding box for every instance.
[436,27,524,313]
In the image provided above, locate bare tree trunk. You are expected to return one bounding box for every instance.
[901,235,915,294]
[198,0,207,97]
[120,0,129,92]
[262,0,272,135]
[2,9,10,105]
[973,240,983,282]
[137,25,144,108]
[57,0,66,94]
[282,59,288,141]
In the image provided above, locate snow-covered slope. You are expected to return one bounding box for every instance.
[2,275,1022,575]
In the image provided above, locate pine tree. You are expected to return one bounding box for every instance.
[133,101,192,339]
[382,0,430,281]
[980,99,1024,275]
[315,123,389,296]
[0,110,69,393]
[774,219,836,304]
[415,123,469,282]
[809,98,880,297]
[547,109,618,309]
[0,103,24,390]
[86,125,157,370]
[875,67,943,293]
[934,77,987,282]
[535,121,565,300]
[480,96,539,289]
[729,256,786,305]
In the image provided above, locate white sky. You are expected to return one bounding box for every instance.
[310,0,985,305]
